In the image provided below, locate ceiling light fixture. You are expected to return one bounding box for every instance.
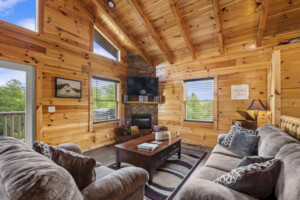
[108,0,115,8]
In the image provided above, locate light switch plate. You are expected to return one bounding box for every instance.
[48,106,55,113]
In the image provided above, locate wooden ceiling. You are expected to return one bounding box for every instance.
[79,0,300,66]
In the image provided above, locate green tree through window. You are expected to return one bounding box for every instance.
[92,77,119,123]
[185,78,214,122]
[0,79,25,138]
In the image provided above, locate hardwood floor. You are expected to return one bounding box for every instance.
[84,142,213,200]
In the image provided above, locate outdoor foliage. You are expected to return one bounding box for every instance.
[93,83,117,121]
[186,92,213,122]
[0,79,25,138]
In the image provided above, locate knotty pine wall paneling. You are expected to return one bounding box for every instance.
[0,0,128,152]
[156,32,300,147]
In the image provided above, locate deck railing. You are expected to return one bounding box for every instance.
[0,111,25,139]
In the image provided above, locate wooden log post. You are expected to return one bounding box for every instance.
[10,115,14,137]
[18,114,21,139]
[3,115,7,136]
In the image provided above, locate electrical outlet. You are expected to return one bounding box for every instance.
[177,131,180,136]
[48,106,55,113]
[105,134,109,138]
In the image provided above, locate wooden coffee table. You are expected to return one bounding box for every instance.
[115,134,181,184]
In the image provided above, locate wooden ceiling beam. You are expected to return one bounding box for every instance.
[129,0,174,64]
[256,0,270,47]
[94,0,153,66]
[168,0,196,60]
[212,0,224,54]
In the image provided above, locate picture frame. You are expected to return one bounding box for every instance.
[231,84,249,100]
[55,77,82,98]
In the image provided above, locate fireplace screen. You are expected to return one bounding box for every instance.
[131,115,151,129]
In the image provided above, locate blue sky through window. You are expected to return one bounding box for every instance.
[93,41,117,61]
[0,0,36,31]
[0,68,26,87]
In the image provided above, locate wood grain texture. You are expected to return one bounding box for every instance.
[212,0,224,54]
[257,0,270,47]
[129,0,174,64]
[0,0,127,152]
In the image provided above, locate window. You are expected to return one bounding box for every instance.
[184,78,214,123]
[94,29,119,61]
[92,77,119,123]
[0,0,37,31]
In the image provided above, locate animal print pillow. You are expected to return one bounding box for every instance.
[221,125,256,147]
[32,141,50,157]
[214,159,282,199]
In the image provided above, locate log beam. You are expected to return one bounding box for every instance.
[212,0,224,54]
[129,0,174,64]
[168,0,196,60]
[94,0,153,66]
[256,0,270,47]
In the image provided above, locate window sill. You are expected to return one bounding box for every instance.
[183,120,214,129]
[92,120,120,131]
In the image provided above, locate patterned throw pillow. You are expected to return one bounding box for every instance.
[221,125,256,147]
[214,159,282,199]
[32,141,50,157]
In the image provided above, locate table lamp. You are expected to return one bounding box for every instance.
[247,99,267,128]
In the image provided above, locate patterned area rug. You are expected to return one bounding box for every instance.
[109,148,206,200]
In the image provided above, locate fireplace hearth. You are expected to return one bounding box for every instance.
[131,114,151,129]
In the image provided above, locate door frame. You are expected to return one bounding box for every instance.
[0,60,36,146]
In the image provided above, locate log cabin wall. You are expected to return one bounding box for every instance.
[156,31,300,147]
[0,0,128,151]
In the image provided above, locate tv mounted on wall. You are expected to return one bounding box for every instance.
[126,77,158,96]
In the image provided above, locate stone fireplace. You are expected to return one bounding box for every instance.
[125,54,158,129]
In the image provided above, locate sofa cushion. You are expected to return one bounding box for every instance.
[195,166,227,181]
[237,156,274,168]
[0,137,82,200]
[49,146,96,190]
[275,143,300,200]
[257,124,299,156]
[214,159,282,199]
[221,125,256,148]
[205,153,242,172]
[212,144,243,159]
[95,166,114,180]
[228,132,260,157]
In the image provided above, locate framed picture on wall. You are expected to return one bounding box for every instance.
[231,84,249,100]
[55,78,82,98]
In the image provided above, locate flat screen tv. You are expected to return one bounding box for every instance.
[127,77,158,96]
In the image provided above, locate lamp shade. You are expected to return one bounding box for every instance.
[247,99,267,111]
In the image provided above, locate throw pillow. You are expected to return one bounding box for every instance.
[237,156,274,168]
[214,159,282,199]
[49,146,96,190]
[32,141,50,157]
[228,132,260,156]
[221,125,256,147]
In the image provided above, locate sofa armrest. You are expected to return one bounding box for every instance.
[180,179,258,200]
[217,134,227,144]
[57,143,82,154]
[81,167,148,200]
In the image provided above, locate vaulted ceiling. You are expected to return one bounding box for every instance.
[79,0,300,66]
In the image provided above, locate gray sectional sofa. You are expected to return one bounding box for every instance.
[0,137,148,200]
[180,124,300,200]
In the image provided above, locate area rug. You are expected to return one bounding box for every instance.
[109,148,207,200]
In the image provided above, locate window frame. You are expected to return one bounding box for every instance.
[91,76,120,125]
[183,77,215,125]
[93,27,121,61]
